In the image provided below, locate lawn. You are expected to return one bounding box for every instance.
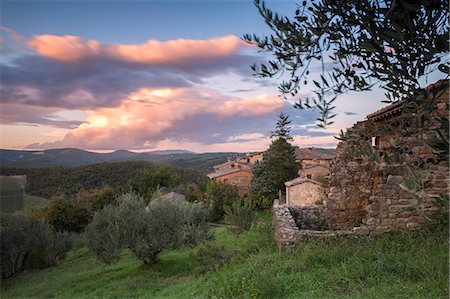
[1,213,448,298]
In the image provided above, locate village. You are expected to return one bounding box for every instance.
[1,0,448,297]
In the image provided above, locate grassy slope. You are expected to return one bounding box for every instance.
[2,213,448,298]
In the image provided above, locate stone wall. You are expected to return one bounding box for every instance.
[299,164,330,180]
[273,200,301,250]
[286,181,324,206]
[289,206,327,230]
[273,201,365,251]
[325,80,449,232]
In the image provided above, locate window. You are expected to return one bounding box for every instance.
[371,136,377,147]
[247,158,250,163]
[223,178,228,183]
[307,174,312,179]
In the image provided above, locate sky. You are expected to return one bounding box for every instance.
[0,0,443,153]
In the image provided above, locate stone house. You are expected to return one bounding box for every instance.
[284,177,324,206]
[273,80,449,250]
[207,163,252,196]
[295,147,335,179]
[237,152,263,165]
[325,79,449,233]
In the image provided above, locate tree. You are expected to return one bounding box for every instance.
[244,0,449,127]
[87,193,210,265]
[128,165,181,199]
[205,180,240,222]
[271,112,293,140]
[251,113,301,199]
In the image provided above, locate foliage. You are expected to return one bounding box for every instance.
[224,198,256,234]
[251,113,301,199]
[190,241,231,274]
[0,213,73,279]
[46,195,92,233]
[271,112,293,140]
[0,161,206,199]
[249,191,273,210]
[252,143,301,200]
[128,165,181,199]
[244,0,449,127]
[45,187,120,232]
[205,180,240,222]
[87,193,210,265]
[2,214,448,298]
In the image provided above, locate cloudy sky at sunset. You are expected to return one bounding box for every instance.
[0,0,443,153]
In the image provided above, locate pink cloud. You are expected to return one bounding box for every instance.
[27,34,246,64]
[0,26,24,42]
[26,87,283,150]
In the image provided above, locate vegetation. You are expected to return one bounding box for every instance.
[251,113,301,199]
[2,213,448,298]
[0,149,234,172]
[87,193,210,265]
[244,0,449,127]
[1,213,73,280]
[204,180,240,222]
[0,161,207,198]
[128,165,181,198]
[224,198,256,234]
[44,186,119,233]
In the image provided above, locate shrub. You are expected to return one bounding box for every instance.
[190,241,230,273]
[205,180,240,222]
[46,187,120,233]
[46,195,92,232]
[0,213,73,279]
[224,198,255,234]
[87,193,210,265]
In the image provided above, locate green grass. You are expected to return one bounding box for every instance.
[2,213,448,298]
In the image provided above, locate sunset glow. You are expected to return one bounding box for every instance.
[1,0,432,152]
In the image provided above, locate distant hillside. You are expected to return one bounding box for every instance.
[0,161,208,198]
[0,148,234,173]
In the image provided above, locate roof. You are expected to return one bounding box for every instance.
[207,168,252,179]
[295,147,335,160]
[285,177,322,187]
[367,79,449,121]
[213,160,250,170]
[163,192,186,202]
[366,100,404,121]
[302,164,330,170]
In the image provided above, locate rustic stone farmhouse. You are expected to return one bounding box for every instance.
[207,160,253,195]
[273,80,449,250]
[237,152,263,165]
[295,147,335,179]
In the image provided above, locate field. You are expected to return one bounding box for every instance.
[1,213,448,298]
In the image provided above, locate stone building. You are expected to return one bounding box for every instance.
[325,79,449,233]
[207,161,253,196]
[237,152,263,165]
[284,177,324,206]
[295,147,335,179]
[272,80,449,250]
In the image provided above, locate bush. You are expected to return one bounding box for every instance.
[46,195,92,232]
[87,193,210,265]
[0,213,73,279]
[205,180,240,222]
[190,241,230,273]
[224,198,255,234]
[46,187,120,233]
